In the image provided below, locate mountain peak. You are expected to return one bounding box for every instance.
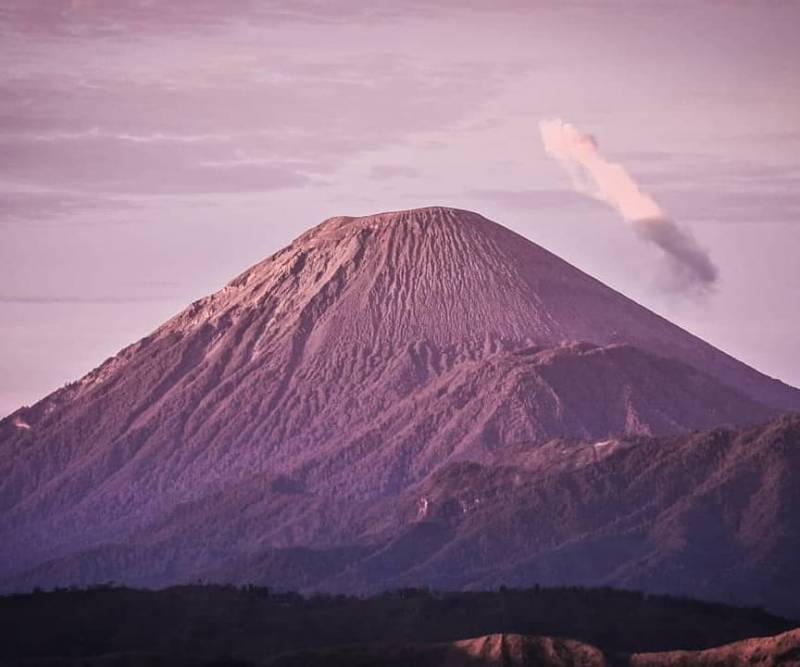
[2,206,799,594]
[316,205,481,228]
[294,206,510,253]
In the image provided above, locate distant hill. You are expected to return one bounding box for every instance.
[6,414,800,618]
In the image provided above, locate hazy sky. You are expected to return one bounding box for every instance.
[1,1,799,417]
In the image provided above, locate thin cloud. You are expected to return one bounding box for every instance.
[0,190,136,223]
[0,0,444,38]
[17,129,233,144]
[0,294,179,304]
[369,165,421,180]
[468,188,596,209]
[0,57,518,198]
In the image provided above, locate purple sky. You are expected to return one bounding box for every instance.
[1,1,799,416]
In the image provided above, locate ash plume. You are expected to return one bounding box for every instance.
[539,118,718,292]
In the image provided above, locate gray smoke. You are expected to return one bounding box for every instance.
[634,217,719,290]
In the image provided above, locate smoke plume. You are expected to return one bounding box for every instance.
[539,118,718,291]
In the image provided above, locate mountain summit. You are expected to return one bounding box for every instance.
[1,206,798,607]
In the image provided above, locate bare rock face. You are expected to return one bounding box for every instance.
[264,633,611,667]
[263,629,800,667]
[631,628,800,666]
[0,206,798,600]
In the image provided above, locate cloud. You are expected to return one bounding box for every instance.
[369,165,421,180]
[467,187,595,209]
[0,189,136,223]
[0,293,176,304]
[0,133,316,194]
[18,128,233,144]
[0,55,518,199]
[0,0,444,38]
[660,187,800,225]
[539,118,718,292]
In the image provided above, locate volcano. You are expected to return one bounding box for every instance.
[1,207,798,611]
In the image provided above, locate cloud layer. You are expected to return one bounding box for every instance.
[539,118,718,292]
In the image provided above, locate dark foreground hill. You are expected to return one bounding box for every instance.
[0,585,796,666]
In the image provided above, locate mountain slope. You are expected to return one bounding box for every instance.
[7,414,799,615]
[324,413,800,617]
[0,206,798,594]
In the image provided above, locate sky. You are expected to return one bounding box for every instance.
[1,0,799,417]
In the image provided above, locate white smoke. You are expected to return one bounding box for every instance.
[539,118,718,292]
